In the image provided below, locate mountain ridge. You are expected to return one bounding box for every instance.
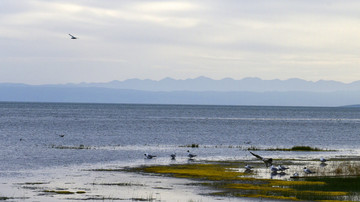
[0,85,359,107]
[1,77,359,106]
[37,77,360,92]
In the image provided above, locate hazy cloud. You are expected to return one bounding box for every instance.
[1,0,360,84]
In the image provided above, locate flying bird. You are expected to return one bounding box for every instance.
[144,153,156,159]
[249,151,273,167]
[68,34,78,39]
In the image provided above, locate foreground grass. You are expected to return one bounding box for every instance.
[127,161,360,201]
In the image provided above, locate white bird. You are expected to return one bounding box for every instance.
[68,34,78,39]
[144,153,156,159]
[187,150,197,159]
[245,164,254,170]
[277,165,289,172]
[249,151,273,167]
[303,167,315,174]
[270,165,279,173]
[170,153,176,160]
[320,157,327,163]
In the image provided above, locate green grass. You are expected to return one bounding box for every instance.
[128,160,360,201]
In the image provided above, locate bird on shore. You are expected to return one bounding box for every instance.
[292,172,299,178]
[303,167,315,174]
[320,157,327,163]
[170,153,176,160]
[277,165,289,172]
[245,164,254,170]
[249,151,273,167]
[68,34,78,39]
[144,153,156,159]
[187,150,197,159]
[270,165,279,173]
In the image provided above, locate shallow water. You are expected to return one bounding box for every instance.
[1,102,360,201]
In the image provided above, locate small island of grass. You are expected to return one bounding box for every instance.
[248,145,334,152]
[124,159,360,201]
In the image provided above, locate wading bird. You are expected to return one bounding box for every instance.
[245,164,254,170]
[187,150,197,159]
[303,167,315,174]
[144,153,156,159]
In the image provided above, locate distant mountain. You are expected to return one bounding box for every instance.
[61,77,360,92]
[0,84,359,107]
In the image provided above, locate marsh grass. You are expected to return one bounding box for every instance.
[51,144,91,150]
[91,182,144,186]
[248,145,332,152]
[138,163,248,181]
[43,189,87,195]
[130,160,360,201]
[179,144,199,148]
[43,190,75,194]
[333,162,360,175]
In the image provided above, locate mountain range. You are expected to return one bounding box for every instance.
[1,77,359,106]
[63,77,360,92]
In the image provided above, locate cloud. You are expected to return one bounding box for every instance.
[1,0,360,84]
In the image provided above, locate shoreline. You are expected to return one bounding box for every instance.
[2,154,360,201]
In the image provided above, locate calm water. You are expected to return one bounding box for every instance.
[1,102,360,172]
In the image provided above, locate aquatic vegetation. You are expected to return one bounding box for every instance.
[131,161,360,201]
[333,162,360,175]
[19,182,49,185]
[92,182,144,186]
[43,190,75,194]
[50,144,92,150]
[43,189,87,195]
[140,163,246,181]
[179,144,199,148]
[91,168,124,172]
[248,145,332,152]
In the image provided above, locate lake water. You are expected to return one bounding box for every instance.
[1,102,360,201]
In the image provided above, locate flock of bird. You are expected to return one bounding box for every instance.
[144,150,326,178]
[248,151,327,177]
[144,150,197,160]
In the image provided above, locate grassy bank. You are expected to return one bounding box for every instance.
[126,160,360,201]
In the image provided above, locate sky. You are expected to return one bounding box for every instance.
[1,0,360,84]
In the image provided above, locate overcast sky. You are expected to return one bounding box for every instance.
[1,0,360,84]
